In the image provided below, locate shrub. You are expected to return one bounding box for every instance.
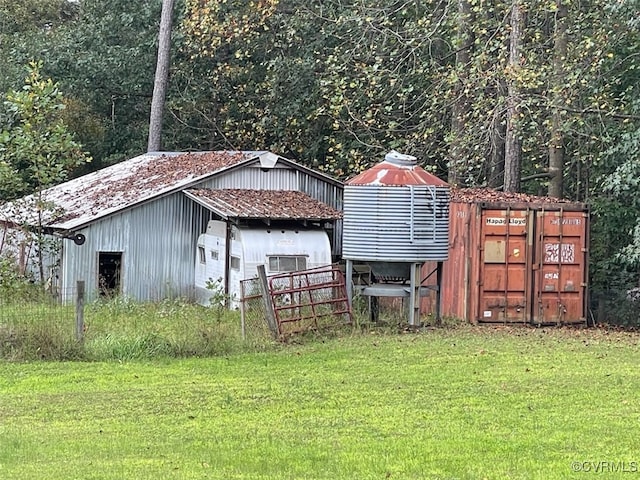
[0,254,41,301]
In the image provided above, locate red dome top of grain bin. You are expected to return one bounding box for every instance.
[347,151,448,187]
[342,151,450,263]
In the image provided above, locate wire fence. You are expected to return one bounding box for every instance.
[239,277,274,341]
[1,265,355,360]
[0,287,77,328]
[0,285,80,360]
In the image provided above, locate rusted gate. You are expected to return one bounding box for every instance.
[268,265,352,336]
[241,265,352,338]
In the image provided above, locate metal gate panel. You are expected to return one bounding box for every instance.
[268,265,352,336]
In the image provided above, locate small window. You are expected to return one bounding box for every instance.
[210,250,219,260]
[268,255,307,273]
[198,246,206,264]
[230,255,241,270]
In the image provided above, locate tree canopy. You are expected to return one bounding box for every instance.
[0,61,90,201]
[1,0,639,314]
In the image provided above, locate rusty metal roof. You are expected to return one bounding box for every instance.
[0,151,342,231]
[347,156,448,187]
[185,188,343,221]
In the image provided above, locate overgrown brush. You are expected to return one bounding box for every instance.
[0,321,84,361]
[0,293,466,362]
[1,296,276,361]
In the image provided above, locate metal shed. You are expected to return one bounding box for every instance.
[421,189,589,325]
[0,151,343,302]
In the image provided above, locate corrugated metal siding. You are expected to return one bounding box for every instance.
[197,165,299,190]
[57,158,343,302]
[343,185,449,262]
[198,165,344,258]
[61,192,211,302]
[298,174,344,258]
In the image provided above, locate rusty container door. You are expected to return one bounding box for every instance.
[533,209,588,324]
[478,208,532,323]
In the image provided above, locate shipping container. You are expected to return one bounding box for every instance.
[422,194,589,325]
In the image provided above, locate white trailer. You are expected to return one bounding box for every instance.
[195,220,332,307]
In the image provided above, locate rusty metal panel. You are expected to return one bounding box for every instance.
[421,198,589,325]
[267,265,352,337]
[478,208,531,323]
[421,201,476,321]
[532,209,588,324]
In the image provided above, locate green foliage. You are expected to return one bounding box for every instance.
[0,0,78,96]
[41,0,164,164]
[0,0,167,169]
[0,158,25,199]
[313,1,451,178]
[0,0,78,34]
[178,0,452,177]
[176,0,638,192]
[205,276,231,322]
[176,0,324,160]
[0,254,36,299]
[0,61,91,200]
[600,122,640,267]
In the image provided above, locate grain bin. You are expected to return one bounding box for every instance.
[343,151,450,325]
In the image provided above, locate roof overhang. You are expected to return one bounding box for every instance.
[183,188,343,225]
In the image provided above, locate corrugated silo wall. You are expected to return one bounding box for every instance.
[61,192,211,302]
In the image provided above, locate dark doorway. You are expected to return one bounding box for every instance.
[98,252,122,296]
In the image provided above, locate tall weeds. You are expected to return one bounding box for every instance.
[1,296,274,361]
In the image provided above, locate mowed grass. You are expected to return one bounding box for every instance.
[0,326,639,480]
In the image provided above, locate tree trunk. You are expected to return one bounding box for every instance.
[448,0,474,187]
[488,95,506,188]
[147,0,175,152]
[503,1,524,192]
[547,1,568,199]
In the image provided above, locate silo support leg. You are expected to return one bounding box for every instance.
[346,259,353,310]
[436,261,443,325]
[409,262,422,327]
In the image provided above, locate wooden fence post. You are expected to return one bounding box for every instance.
[75,281,85,343]
[257,265,278,337]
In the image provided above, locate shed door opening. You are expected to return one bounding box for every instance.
[98,252,122,296]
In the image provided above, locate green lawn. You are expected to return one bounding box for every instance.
[0,326,638,479]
